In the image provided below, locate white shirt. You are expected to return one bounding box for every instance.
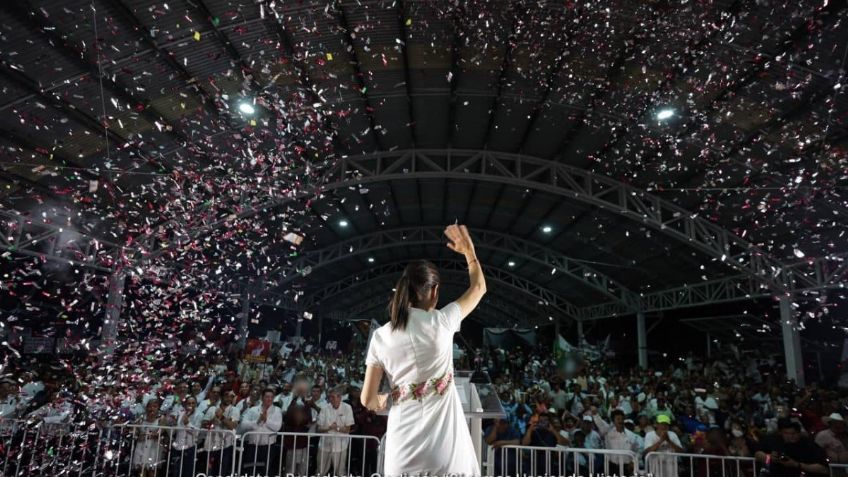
[172,409,204,450]
[20,381,44,406]
[593,416,643,464]
[274,393,294,411]
[204,404,241,451]
[238,404,283,446]
[0,395,18,419]
[317,402,355,452]
[644,431,683,477]
[30,398,73,426]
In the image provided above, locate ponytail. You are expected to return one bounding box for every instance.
[388,274,411,331]
[387,261,441,332]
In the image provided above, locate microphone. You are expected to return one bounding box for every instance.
[454,333,489,384]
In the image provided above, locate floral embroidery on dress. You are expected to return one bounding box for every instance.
[390,372,453,404]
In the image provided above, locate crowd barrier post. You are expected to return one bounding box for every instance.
[237,430,381,477]
[489,444,639,477]
[644,451,759,477]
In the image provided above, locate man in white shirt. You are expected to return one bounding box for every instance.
[171,396,204,477]
[201,390,242,476]
[644,414,684,477]
[274,383,294,411]
[239,389,283,475]
[18,372,43,408]
[198,386,222,419]
[317,389,355,477]
[694,388,719,418]
[577,415,602,449]
[592,409,643,475]
[0,380,19,420]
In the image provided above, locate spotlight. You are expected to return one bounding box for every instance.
[238,102,256,115]
[368,257,375,263]
[508,261,516,267]
[542,225,553,233]
[339,220,349,227]
[656,108,674,120]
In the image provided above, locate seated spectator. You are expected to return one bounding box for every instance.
[521,413,568,475]
[755,418,828,477]
[644,414,685,477]
[283,404,312,476]
[486,418,521,476]
[593,409,643,475]
[815,412,848,465]
[239,389,283,476]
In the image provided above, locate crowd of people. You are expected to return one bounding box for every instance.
[0,338,846,477]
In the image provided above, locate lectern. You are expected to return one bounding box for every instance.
[454,370,506,468]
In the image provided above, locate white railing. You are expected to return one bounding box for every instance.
[831,463,848,477]
[488,445,640,477]
[645,451,759,477]
[237,430,382,477]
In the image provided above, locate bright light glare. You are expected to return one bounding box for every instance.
[542,225,553,233]
[339,220,349,227]
[239,102,255,115]
[657,108,675,120]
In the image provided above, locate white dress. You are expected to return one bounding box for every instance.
[366,303,479,477]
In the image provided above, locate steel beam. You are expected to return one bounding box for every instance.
[261,226,641,310]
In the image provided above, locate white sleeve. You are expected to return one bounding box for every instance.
[238,407,258,433]
[669,432,682,448]
[264,407,282,433]
[644,432,658,448]
[438,302,462,334]
[365,334,382,368]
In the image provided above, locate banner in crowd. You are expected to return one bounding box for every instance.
[244,338,271,363]
[483,328,537,349]
[554,335,583,378]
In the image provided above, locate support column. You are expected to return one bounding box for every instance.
[295,315,303,342]
[780,296,805,386]
[237,289,251,350]
[637,311,647,369]
[576,320,584,348]
[318,313,324,348]
[706,333,711,360]
[101,271,125,355]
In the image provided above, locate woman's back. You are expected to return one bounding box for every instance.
[366,303,460,391]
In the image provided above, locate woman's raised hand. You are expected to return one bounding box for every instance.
[444,224,476,256]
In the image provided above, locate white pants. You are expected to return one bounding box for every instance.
[285,447,309,476]
[318,448,348,477]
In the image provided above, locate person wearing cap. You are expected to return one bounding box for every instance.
[815,413,848,464]
[576,413,602,450]
[592,408,643,475]
[755,417,828,477]
[644,414,684,477]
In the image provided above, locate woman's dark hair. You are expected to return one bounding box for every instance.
[388,260,440,331]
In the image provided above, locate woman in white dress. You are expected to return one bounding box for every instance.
[361,224,487,477]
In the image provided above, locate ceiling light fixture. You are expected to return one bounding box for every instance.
[656,108,674,120]
[238,102,255,115]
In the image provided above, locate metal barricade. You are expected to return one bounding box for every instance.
[238,430,381,477]
[831,463,848,477]
[644,451,758,477]
[0,419,104,477]
[97,423,238,477]
[490,445,640,477]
